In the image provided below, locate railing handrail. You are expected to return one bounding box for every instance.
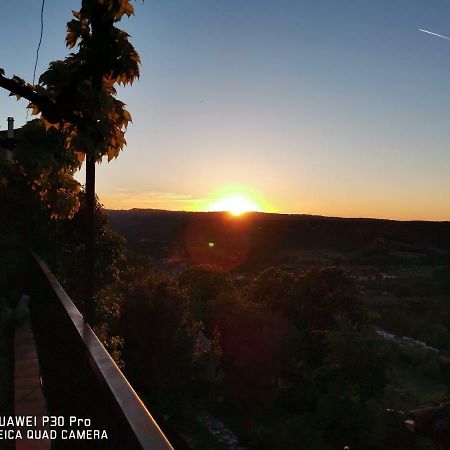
[32,253,174,450]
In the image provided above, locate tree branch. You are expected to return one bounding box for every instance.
[0,73,82,127]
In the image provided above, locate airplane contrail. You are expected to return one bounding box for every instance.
[418,28,450,40]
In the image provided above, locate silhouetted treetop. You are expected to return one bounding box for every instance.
[0,0,140,162]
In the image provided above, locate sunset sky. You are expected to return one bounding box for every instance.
[2,1,450,220]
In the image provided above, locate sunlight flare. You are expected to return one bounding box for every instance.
[208,194,260,216]
[202,185,274,216]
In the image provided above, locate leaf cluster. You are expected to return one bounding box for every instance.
[4,120,81,219]
[32,1,140,162]
[3,0,140,165]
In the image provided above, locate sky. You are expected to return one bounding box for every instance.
[2,0,450,220]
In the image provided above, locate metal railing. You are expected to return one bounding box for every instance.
[29,253,174,450]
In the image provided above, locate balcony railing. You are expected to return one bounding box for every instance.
[28,253,174,450]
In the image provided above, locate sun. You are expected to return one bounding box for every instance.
[203,185,272,217]
[208,194,260,216]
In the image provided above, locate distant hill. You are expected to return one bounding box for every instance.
[106,209,450,270]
